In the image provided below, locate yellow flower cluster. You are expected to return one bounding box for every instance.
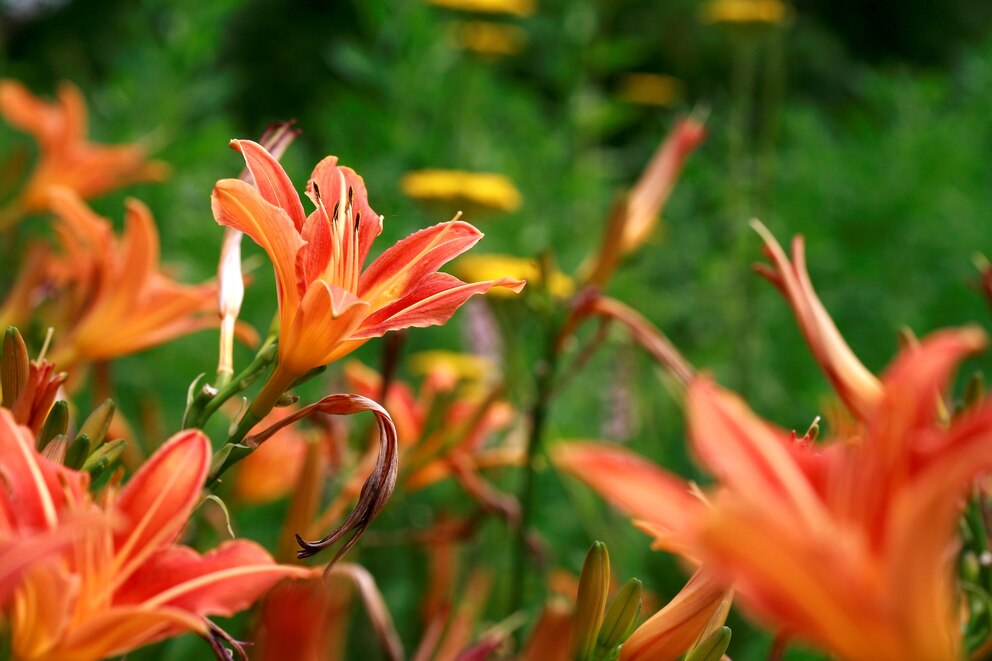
[401,169,523,212]
[700,0,787,24]
[453,20,527,56]
[617,73,684,107]
[427,0,535,17]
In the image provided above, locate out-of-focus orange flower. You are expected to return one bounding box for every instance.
[44,188,224,370]
[0,410,309,660]
[583,116,706,286]
[344,359,519,490]
[752,221,883,419]
[304,359,519,545]
[0,243,51,330]
[0,80,167,227]
[521,599,573,661]
[621,569,731,661]
[253,566,403,661]
[234,405,327,505]
[557,230,992,660]
[211,140,524,421]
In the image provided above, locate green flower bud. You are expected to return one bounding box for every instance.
[571,541,611,661]
[596,578,642,654]
[77,399,115,455]
[685,626,732,661]
[1,327,29,408]
[38,400,69,451]
[83,438,127,480]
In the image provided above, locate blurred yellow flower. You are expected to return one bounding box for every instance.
[701,0,787,24]
[427,0,535,17]
[617,73,684,107]
[454,254,573,299]
[408,350,496,387]
[401,169,523,212]
[453,20,527,56]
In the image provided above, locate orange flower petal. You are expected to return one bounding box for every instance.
[113,430,210,572]
[354,272,524,340]
[232,139,307,231]
[307,155,383,266]
[116,540,310,614]
[212,178,305,325]
[551,441,701,554]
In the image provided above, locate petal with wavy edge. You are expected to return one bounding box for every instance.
[300,208,332,286]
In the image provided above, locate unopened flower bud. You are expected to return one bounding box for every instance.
[596,577,642,654]
[684,626,732,661]
[78,399,116,455]
[83,438,127,480]
[571,541,611,661]
[216,228,244,382]
[38,400,69,451]
[65,433,90,470]
[2,327,29,408]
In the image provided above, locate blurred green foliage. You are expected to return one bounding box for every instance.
[2,0,992,658]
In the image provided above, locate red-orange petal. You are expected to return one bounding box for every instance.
[232,139,307,231]
[353,272,523,340]
[551,441,701,554]
[358,221,484,304]
[116,540,311,615]
[113,430,210,562]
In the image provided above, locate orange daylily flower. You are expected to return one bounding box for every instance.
[44,188,229,370]
[752,220,883,419]
[557,230,992,660]
[0,409,309,660]
[583,115,707,286]
[0,80,167,226]
[210,140,524,419]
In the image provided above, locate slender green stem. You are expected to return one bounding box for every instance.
[510,326,560,615]
[205,364,295,486]
[727,32,759,397]
[184,342,277,430]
